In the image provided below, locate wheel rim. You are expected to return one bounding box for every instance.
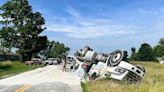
[112,53,121,63]
[108,50,124,66]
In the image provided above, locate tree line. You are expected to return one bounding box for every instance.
[130,38,164,61]
[0,0,69,61]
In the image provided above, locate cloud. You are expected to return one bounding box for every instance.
[137,8,159,15]
[76,18,112,26]
[66,5,81,18]
[39,5,136,39]
[67,28,113,38]
[137,9,150,14]
[46,24,75,33]
[46,20,134,39]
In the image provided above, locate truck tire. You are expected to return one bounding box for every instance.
[108,50,126,66]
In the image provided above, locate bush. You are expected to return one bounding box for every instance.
[0,61,13,69]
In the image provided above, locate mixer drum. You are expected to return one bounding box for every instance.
[83,51,97,62]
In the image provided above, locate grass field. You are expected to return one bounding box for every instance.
[83,61,164,92]
[0,61,44,79]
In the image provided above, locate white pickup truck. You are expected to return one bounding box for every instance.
[43,58,58,65]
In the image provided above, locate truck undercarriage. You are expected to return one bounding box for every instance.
[67,46,145,83]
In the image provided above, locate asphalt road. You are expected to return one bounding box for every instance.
[0,65,82,92]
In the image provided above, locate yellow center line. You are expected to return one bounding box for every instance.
[15,84,29,92]
[15,84,31,92]
[20,84,31,92]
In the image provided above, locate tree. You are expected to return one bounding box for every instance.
[159,38,164,46]
[154,37,164,57]
[131,47,136,53]
[130,47,138,61]
[39,41,53,58]
[0,0,47,61]
[53,41,70,58]
[154,45,164,57]
[42,41,70,59]
[138,43,155,61]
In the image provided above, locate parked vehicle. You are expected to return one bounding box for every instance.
[157,57,164,64]
[25,58,42,65]
[43,58,58,65]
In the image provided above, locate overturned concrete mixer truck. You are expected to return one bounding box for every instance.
[67,46,145,83]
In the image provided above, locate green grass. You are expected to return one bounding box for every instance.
[81,82,89,92]
[0,61,44,78]
[82,61,164,92]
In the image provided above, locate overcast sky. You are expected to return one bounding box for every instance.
[0,0,164,55]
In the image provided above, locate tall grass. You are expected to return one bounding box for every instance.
[83,61,164,92]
